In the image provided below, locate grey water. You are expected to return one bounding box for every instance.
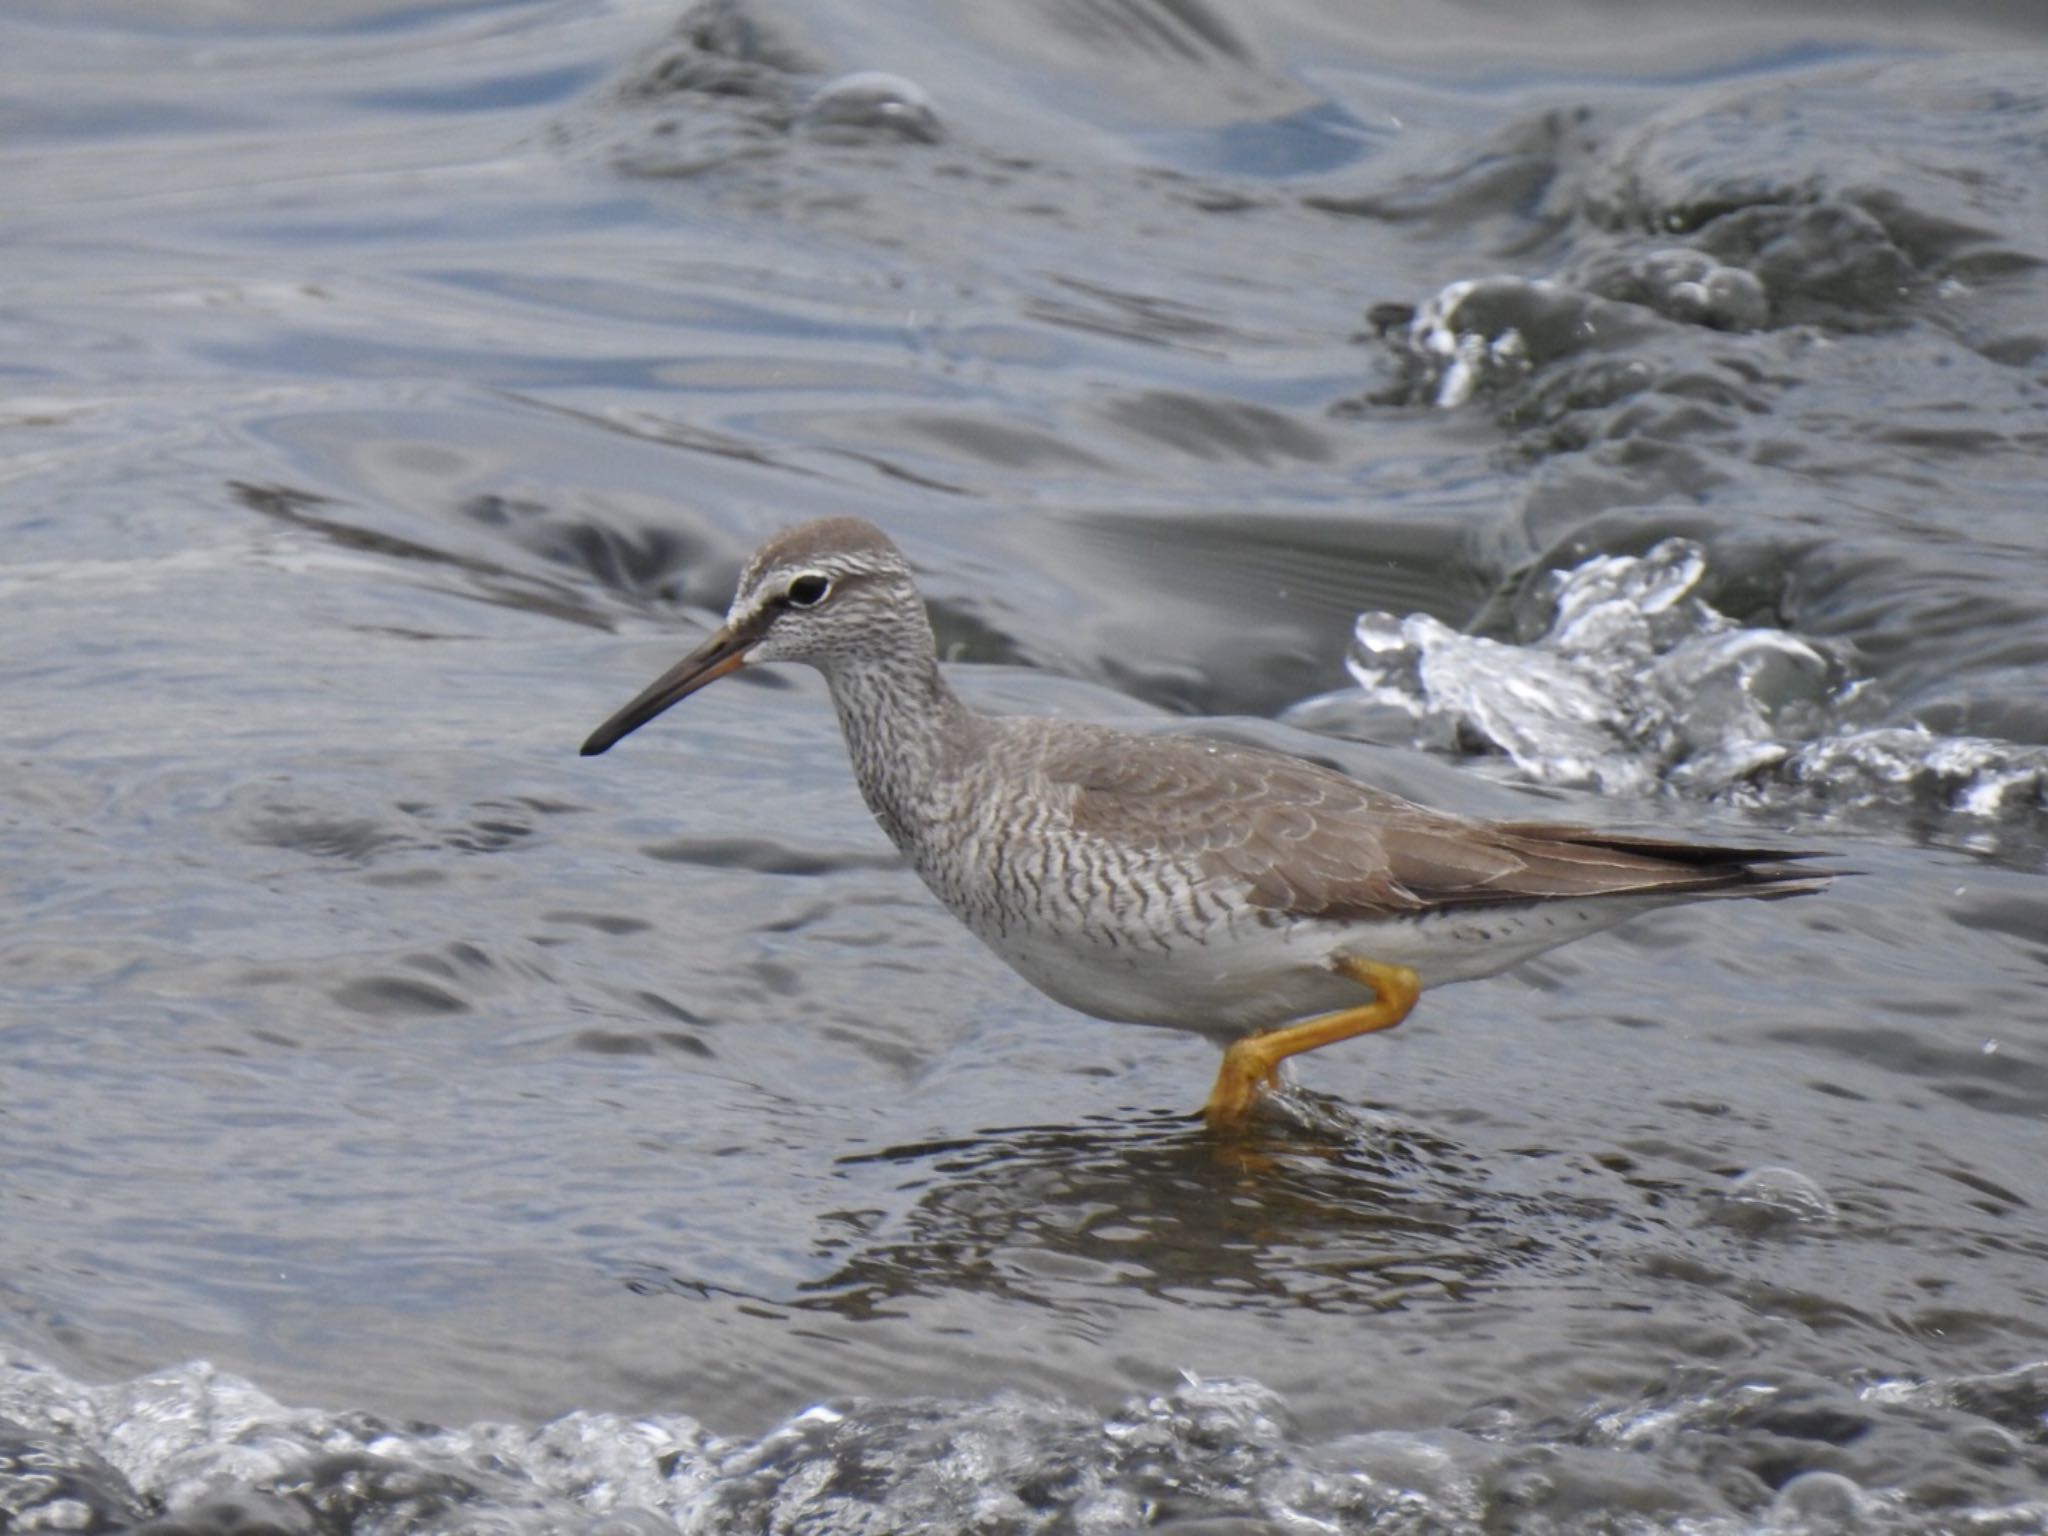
[2,0,2046,1531]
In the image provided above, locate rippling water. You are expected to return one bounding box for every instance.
[3,1,2046,1531]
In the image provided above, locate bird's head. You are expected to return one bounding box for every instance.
[579,516,922,756]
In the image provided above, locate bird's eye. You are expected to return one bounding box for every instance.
[785,574,832,608]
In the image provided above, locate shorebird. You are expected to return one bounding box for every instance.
[581,517,1829,1129]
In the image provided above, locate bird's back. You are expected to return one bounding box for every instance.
[968,719,1825,917]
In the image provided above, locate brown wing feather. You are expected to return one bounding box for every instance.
[1045,728,1828,922]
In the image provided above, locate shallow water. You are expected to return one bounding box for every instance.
[2,1,2046,1531]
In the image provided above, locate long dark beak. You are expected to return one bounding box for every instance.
[580,624,755,756]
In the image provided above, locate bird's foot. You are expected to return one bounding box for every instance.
[1200,958,1420,1134]
[1203,1038,1282,1132]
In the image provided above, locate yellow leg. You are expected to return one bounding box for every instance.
[1203,956,1421,1131]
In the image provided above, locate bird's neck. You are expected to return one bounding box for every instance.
[822,644,981,854]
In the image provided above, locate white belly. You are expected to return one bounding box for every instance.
[967,899,1628,1044]
[979,913,1358,1041]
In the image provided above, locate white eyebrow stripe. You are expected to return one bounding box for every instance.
[727,555,876,625]
[727,592,777,628]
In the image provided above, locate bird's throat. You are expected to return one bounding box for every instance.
[824,655,981,856]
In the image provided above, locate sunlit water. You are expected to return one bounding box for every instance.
[2,1,2045,1531]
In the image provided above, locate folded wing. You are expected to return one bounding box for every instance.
[1048,730,1829,923]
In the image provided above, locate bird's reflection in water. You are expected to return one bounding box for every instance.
[790,1096,1538,1323]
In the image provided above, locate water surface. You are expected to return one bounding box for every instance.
[2,0,2045,1530]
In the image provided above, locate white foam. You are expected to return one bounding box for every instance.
[1321,538,2048,825]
